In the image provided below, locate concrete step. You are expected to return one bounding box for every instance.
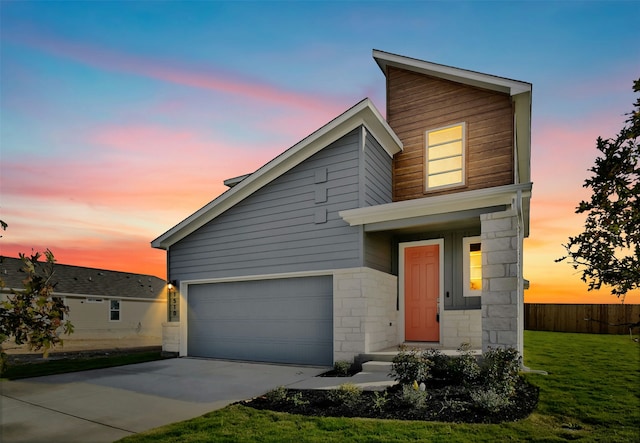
[361,360,392,373]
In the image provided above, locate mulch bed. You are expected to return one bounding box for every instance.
[242,377,539,423]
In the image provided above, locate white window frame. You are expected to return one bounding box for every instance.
[109,299,121,322]
[425,122,466,191]
[463,236,482,297]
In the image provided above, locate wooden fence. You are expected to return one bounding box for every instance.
[524,304,640,334]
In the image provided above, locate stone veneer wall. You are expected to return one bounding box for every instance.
[480,208,524,355]
[162,322,180,354]
[333,267,398,362]
[440,309,482,349]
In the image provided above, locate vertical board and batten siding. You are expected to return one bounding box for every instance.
[169,128,365,282]
[386,66,514,202]
[393,228,481,310]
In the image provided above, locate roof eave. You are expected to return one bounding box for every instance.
[339,182,532,229]
[373,49,531,96]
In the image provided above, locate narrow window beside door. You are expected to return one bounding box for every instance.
[463,236,482,297]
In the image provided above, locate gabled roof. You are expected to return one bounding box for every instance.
[373,49,532,185]
[152,98,402,250]
[0,257,166,300]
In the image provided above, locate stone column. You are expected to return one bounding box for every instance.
[480,209,523,355]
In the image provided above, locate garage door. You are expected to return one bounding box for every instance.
[187,276,333,366]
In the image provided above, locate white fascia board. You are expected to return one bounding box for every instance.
[151,99,402,250]
[373,50,531,96]
[339,183,532,226]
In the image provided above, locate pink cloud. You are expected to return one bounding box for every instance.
[8,29,348,115]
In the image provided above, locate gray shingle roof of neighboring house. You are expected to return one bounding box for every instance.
[0,256,166,300]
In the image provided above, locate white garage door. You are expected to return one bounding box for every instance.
[187,276,333,366]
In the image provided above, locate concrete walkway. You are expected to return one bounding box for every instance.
[1,358,330,443]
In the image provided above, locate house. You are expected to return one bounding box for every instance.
[152,50,532,366]
[0,256,167,343]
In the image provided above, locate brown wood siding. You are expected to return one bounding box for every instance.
[388,66,515,201]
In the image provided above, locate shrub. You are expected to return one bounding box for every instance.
[481,347,521,397]
[470,387,511,413]
[448,343,481,385]
[328,383,362,408]
[264,386,288,403]
[423,348,450,379]
[289,391,309,407]
[333,360,352,376]
[372,391,389,412]
[390,348,433,385]
[398,383,429,409]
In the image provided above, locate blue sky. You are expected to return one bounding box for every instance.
[1,1,639,303]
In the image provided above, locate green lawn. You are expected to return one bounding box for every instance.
[2,351,165,380]
[116,331,638,442]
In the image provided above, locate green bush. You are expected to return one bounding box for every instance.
[264,386,288,403]
[328,383,362,408]
[470,387,511,413]
[333,360,352,376]
[389,349,433,385]
[397,384,429,409]
[448,343,481,385]
[372,391,389,412]
[481,347,521,397]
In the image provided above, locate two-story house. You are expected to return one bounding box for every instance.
[152,50,532,366]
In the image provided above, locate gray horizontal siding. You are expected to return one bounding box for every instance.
[170,128,365,281]
[363,131,393,207]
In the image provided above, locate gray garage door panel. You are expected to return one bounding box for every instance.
[187,276,333,366]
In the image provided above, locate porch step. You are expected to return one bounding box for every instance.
[361,360,392,373]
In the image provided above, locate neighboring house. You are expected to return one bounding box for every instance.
[152,50,532,366]
[0,257,167,342]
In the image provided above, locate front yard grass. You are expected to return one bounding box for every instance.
[118,331,640,442]
[2,351,165,380]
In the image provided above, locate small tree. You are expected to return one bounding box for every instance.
[557,79,639,301]
[0,250,74,372]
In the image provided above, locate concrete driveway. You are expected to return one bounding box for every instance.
[0,358,327,443]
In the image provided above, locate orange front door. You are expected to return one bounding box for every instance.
[404,244,440,342]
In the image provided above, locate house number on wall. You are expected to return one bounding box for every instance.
[169,291,179,322]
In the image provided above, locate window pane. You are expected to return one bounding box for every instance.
[110,300,119,310]
[428,170,463,188]
[429,140,463,160]
[110,311,120,321]
[429,156,463,174]
[469,249,482,291]
[428,125,462,146]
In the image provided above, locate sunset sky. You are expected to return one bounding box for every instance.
[1,1,638,304]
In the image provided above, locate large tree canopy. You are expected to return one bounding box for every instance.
[557,79,640,301]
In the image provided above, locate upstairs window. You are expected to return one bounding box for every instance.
[463,236,482,297]
[425,123,465,190]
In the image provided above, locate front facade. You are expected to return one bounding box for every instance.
[153,50,532,366]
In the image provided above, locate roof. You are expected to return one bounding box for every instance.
[373,49,532,185]
[0,256,166,300]
[152,98,402,250]
[373,49,532,96]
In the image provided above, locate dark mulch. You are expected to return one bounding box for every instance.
[242,377,539,423]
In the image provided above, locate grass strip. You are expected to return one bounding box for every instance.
[3,351,165,380]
